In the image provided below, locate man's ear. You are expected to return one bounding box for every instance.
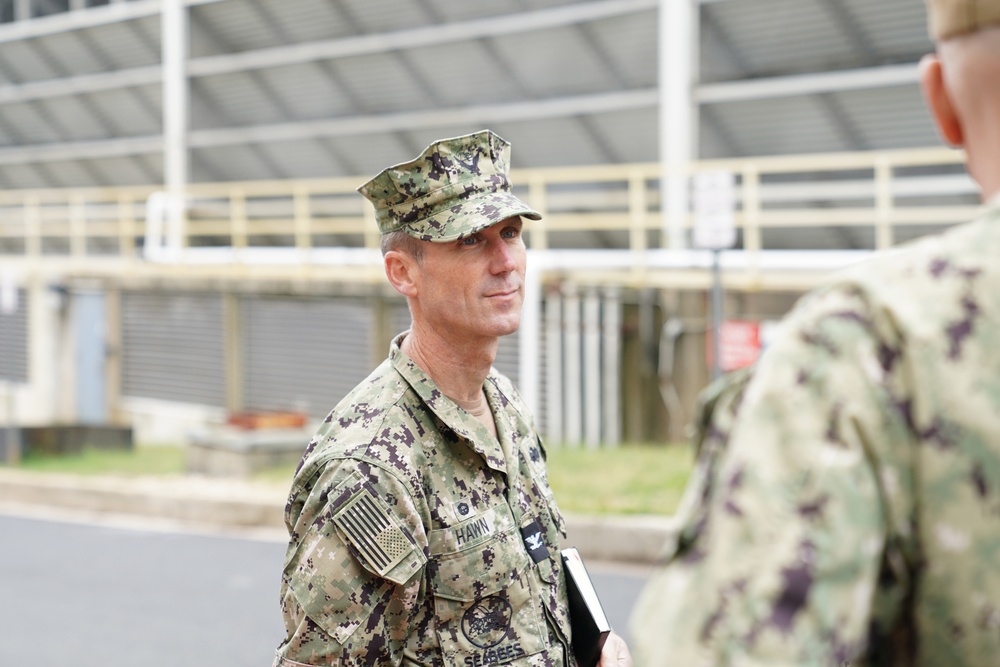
[384,250,419,297]
[920,53,964,147]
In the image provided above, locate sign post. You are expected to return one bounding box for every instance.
[692,170,736,379]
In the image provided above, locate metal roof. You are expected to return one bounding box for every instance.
[0,0,940,189]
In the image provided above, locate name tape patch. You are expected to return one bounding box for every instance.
[456,513,495,548]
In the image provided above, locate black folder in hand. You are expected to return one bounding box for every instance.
[560,547,612,667]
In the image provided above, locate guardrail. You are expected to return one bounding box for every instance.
[0,145,979,288]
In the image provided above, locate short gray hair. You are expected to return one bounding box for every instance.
[380,229,425,262]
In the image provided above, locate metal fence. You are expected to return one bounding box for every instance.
[0,145,979,290]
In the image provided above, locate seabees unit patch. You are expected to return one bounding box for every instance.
[333,484,416,579]
[462,595,512,648]
[460,595,526,666]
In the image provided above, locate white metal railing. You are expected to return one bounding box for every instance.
[0,145,979,288]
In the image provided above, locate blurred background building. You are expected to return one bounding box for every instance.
[0,0,974,448]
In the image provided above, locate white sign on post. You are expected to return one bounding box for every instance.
[692,170,736,250]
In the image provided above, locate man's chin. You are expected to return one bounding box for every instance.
[490,315,522,338]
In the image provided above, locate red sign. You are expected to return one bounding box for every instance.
[707,320,762,372]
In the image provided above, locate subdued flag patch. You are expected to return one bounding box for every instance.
[334,488,413,577]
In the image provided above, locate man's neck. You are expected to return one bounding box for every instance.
[401,327,498,417]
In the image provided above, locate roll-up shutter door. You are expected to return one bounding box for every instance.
[389,302,521,387]
[534,298,550,437]
[390,302,411,343]
[495,334,520,387]
[242,296,373,419]
[0,288,28,383]
[121,292,226,407]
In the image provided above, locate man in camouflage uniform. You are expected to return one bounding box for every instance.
[631,2,1000,665]
[273,130,630,667]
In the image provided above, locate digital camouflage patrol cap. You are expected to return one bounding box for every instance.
[357,130,541,243]
[927,0,1000,40]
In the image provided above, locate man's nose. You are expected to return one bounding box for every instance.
[490,239,518,274]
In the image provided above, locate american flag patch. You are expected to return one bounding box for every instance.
[333,489,412,577]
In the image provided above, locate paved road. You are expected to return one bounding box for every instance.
[0,514,651,666]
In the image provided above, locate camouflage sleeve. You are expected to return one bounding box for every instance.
[274,458,430,667]
[632,284,916,667]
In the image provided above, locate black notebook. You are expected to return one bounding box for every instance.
[560,547,612,667]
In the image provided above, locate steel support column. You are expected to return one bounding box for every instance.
[660,0,698,249]
[162,0,189,245]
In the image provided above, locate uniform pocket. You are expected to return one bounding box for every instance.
[428,522,553,667]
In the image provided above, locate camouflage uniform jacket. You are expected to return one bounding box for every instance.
[632,202,1000,666]
[274,334,574,667]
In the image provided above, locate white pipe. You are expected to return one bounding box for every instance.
[583,287,602,448]
[32,278,60,424]
[143,191,168,262]
[562,284,582,447]
[544,287,563,445]
[143,191,188,262]
[190,244,859,270]
[0,269,17,315]
[528,248,876,273]
[138,243,876,272]
[602,287,621,447]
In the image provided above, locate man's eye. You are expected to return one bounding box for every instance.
[459,236,478,246]
[501,227,519,239]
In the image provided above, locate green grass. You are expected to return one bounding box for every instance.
[16,445,186,477]
[545,443,693,516]
[252,463,298,487]
[8,442,695,517]
[246,443,695,516]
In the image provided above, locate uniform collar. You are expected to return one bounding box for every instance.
[389,332,507,474]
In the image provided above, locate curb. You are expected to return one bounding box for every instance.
[0,470,285,530]
[563,513,674,564]
[0,469,674,564]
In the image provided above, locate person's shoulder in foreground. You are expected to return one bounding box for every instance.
[630,2,1000,665]
[632,204,1000,666]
